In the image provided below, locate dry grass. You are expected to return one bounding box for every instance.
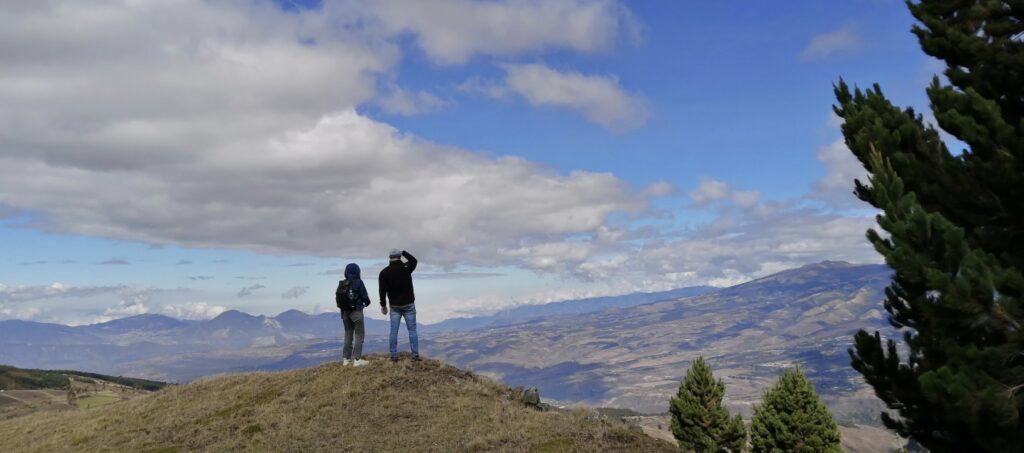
[0,354,676,452]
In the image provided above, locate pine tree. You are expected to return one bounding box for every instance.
[669,357,747,453]
[749,368,841,453]
[833,1,1024,451]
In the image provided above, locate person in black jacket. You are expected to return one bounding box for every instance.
[337,263,371,366]
[379,249,419,362]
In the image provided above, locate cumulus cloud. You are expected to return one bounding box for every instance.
[281,286,309,300]
[562,204,880,291]
[688,178,762,209]
[731,190,761,209]
[0,282,120,320]
[237,285,265,298]
[645,181,674,197]
[99,258,130,265]
[97,300,149,323]
[92,287,188,323]
[376,84,447,116]
[0,305,41,321]
[801,24,862,60]
[341,0,639,65]
[416,272,505,280]
[500,63,648,131]
[160,302,227,320]
[811,139,868,205]
[689,178,731,205]
[0,282,122,304]
[187,276,214,281]
[0,1,643,273]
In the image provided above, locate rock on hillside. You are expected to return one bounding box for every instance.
[0,355,675,452]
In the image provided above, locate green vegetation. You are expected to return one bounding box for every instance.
[668,357,746,452]
[74,394,121,410]
[0,365,71,390]
[750,368,840,453]
[834,1,1024,451]
[0,364,167,391]
[0,355,675,452]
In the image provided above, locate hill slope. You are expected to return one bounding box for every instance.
[0,356,674,452]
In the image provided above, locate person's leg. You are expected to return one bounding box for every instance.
[351,310,365,360]
[404,304,419,358]
[389,307,401,359]
[341,310,354,361]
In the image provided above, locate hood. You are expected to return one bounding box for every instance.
[344,263,361,280]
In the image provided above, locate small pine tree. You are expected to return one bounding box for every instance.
[669,357,747,453]
[750,368,840,453]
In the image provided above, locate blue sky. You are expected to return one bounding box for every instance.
[0,1,937,324]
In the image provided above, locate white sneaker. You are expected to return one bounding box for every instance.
[342,359,352,366]
[352,359,369,367]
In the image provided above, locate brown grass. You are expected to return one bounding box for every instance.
[0,354,677,452]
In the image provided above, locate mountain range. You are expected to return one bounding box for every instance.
[0,261,894,423]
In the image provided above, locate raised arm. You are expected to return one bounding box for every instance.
[378,268,388,306]
[402,250,417,272]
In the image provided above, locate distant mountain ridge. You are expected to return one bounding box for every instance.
[0,283,719,378]
[0,260,895,420]
[421,260,894,415]
[142,261,893,419]
[423,285,718,331]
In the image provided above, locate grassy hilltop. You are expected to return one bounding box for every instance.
[0,355,673,452]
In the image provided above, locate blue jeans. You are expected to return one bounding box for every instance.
[389,304,419,358]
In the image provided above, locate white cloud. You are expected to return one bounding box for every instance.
[563,204,880,291]
[160,302,227,320]
[97,300,149,323]
[376,84,447,116]
[731,190,761,208]
[0,1,643,272]
[645,181,674,197]
[340,0,639,65]
[0,283,192,322]
[689,178,761,209]
[457,76,510,99]
[501,63,649,131]
[0,304,41,321]
[281,286,309,300]
[0,282,122,304]
[802,24,862,60]
[91,287,188,323]
[689,178,732,205]
[826,110,844,129]
[812,139,868,205]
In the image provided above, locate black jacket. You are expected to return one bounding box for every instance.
[379,251,417,307]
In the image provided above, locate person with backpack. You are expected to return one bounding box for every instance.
[379,249,419,362]
[336,263,371,366]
